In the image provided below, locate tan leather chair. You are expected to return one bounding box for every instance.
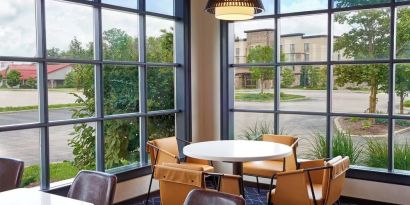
[0,158,24,192]
[184,189,246,205]
[145,137,214,204]
[267,156,350,205]
[243,135,299,192]
[154,163,243,205]
[68,171,117,205]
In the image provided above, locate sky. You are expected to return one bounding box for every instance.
[0,0,174,57]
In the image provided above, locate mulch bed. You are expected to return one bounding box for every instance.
[338,117,408,136]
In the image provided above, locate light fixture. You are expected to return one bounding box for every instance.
[205,0,264,21]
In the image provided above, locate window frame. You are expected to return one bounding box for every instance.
[0,0,191,190]
[221,0,410,185]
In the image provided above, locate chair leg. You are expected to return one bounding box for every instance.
[145,173,154,205]
[256,176,260,193]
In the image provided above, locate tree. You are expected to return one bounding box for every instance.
[395,64,410,114]
[26,77,36,89]
[333,9,390,113]
[6,70,21,87]
[334,0,388,8]
[307,67,326,89]
[247,45,274,94]
[300,66,309,88]
[281,68,295,88]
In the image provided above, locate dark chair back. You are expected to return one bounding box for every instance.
[183,189,245,205]
[0,158,24,192]
[68,171,117,205]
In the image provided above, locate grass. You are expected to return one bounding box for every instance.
[365,139,410,170]
[0,103,81,112]
[21,161,80,187]
[235,92,305,102]
[404,100,410,108]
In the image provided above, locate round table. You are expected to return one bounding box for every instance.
[183,140,293,176]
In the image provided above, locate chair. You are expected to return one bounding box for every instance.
[183,189,246,205]
[267,156,350,205]
[154,163,243,205]
[145,137,214,204]
[67,171,117,205]
[0,158,24,192]
[242,135,299,192]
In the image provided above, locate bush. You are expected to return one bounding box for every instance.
[240,121,274,141]
[365,139,410,170]
[305,131,363,164]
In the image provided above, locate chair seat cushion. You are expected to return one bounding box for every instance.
[180,162,214,172]
[243,160,283,178]
[269,183,324,205]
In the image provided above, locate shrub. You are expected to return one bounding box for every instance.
[365,139,410,170]
[240,120,274,141]
[305,131,363,164]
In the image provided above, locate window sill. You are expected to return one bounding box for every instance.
[347,166,410,186]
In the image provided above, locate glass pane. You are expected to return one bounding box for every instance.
[280,65,327,112]
[49,123,96,187]
[102,0,138,9]
[0,62,38,126]
[234,112,275,140]
[104,118,140,170]
[334,0,389,8]
[148,114,175,141]
[256,0,275,16]
[102,9,139,61]
[0,129,40,187]
[0,0,37,57]
[333,64,388,114]
[395,64,410,115]
[280,14,328,62]
[234,67,275,110]
[394,119,410,172]
[280,0,327,14]
[46,0,94,59]
[146,0,174,16]
[333,116,387,169]
[279,115,326,159]
[48,64,95,121]
[146,16,175,63]
[104,65,139,115]
[147,67,175,111]
[396,6,410,59]
[232,19,275,64]
[333,8,390,61]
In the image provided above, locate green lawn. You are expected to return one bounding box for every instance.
[0,103,81,113]
[21,161,80,187]
[235,92,305,102]
[404,100,410,108]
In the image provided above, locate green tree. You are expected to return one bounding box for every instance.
[247,45,274,94]
[300,66,309,88]
[334,9,390,113]
[396,64,410,114]
[307,67,326,89]
[6,70,21,87]
[26,77,37,89]
[281,68,295,88]
[334,0,388,8]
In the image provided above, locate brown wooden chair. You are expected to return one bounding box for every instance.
[267,156,350,205]
[68,171,117,205]
[184,189,246,205]
[154,163,243,205]
[242,134,299,192]
[0,158,24,192]
[145,137,214,204]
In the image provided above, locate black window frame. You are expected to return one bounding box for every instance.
[0,0,191,191]
[221,0,410,186]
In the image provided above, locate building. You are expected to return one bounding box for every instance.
[0,63,73,88]
[234,29,347,89]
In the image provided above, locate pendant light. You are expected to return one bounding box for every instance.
[205,0,264,21]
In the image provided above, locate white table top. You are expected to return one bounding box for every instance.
[183,140,293,162]
[0,188,93,205]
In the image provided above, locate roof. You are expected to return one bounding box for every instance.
[0,64,72,80]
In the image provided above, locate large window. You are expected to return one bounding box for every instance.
[0,0,188,190]
[224,0,410,178]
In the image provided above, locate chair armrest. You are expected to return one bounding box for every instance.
[290,138,300,149]
[176,138,192,144]
[299,159,325,169]
[146,142,180,162]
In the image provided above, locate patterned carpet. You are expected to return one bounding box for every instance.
[136,186,269,205]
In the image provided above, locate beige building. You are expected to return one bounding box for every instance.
[234,29,346,89]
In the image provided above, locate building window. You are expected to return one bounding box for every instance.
[0,0,188,189]
[224,0,410,178]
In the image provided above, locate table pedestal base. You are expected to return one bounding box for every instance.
[231,162,245,198]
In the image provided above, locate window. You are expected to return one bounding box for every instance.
[223,0,410,177]
[0,0,189,189]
